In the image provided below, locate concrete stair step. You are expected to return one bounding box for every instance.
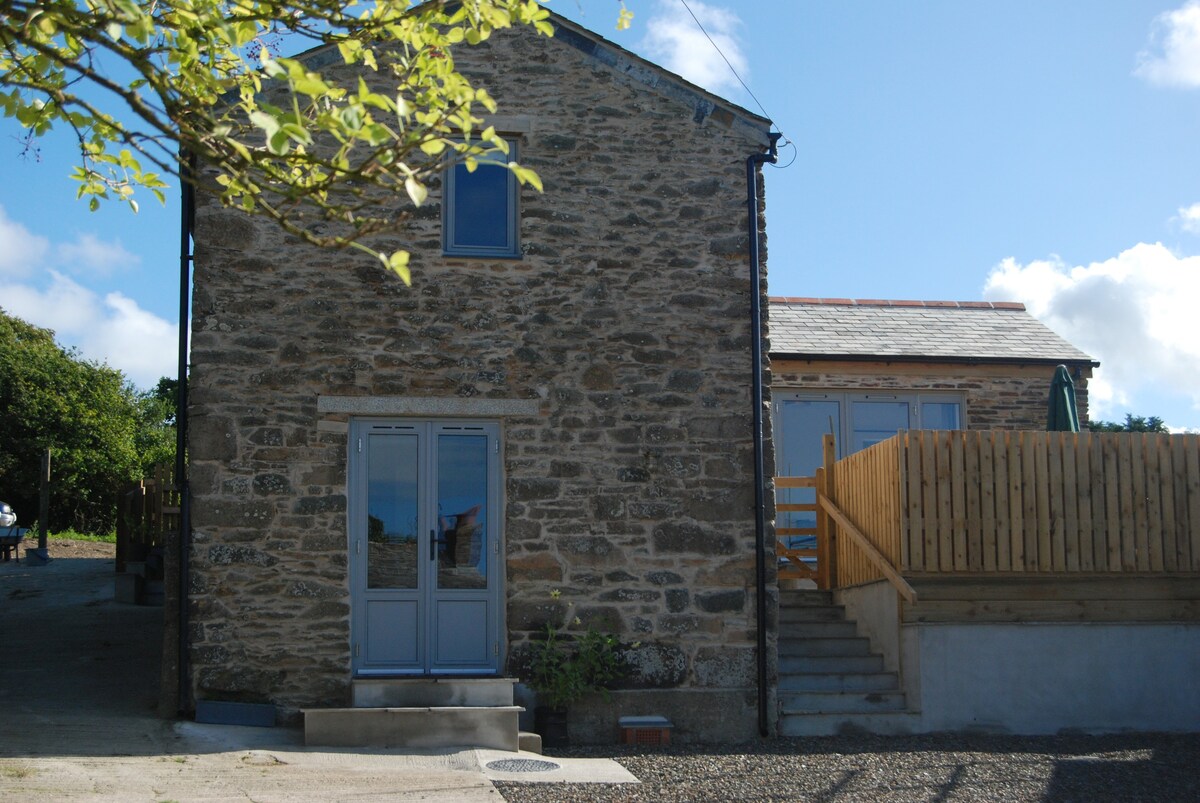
[779,636,873,657]
[780,654,885,674]
[779,671,899,692]
[779,605,846,623]
[778,590,834,607]
[518,730,542,754]
[780,690,907,714]
[304,706,522,750]
[351,677,516,708]
[778,621,859,639]
[778,710,922,737]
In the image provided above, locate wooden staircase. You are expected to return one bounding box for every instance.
[777,590,919,736]
[304,678,538,751]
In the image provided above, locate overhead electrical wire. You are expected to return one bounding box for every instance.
[676,0,796,168]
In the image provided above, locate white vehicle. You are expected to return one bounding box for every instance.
[0,502,15,528]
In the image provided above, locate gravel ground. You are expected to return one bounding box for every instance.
[495,732,1200,802]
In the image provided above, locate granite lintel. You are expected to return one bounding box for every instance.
[317,395,541,418]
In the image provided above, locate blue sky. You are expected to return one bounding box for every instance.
[2,0,1199,429]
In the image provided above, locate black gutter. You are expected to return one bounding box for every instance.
[176,152,195,715]
[748,132,780,738]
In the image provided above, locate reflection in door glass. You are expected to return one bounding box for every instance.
[850,401,910,452]
[367,434,419,589]
[921,401,961,430]
[437,434,488,590]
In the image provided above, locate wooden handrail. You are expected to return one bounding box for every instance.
[776,476,816,488]
[818,494,918,603]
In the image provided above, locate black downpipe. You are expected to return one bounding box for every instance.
[748,132,780,737]
[176,152,195,715]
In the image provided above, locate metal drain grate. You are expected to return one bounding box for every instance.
[486,758,561,773]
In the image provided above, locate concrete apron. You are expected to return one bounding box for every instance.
[0,720,636,801]
[0,554,635,800]
[176,720,638,786]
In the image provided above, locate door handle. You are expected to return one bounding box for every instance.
[430,528,445,560]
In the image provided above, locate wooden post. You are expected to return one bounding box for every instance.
[37,448,50,552]
[23,447,53,564]
[815,467,828,588]
[822,434,837,589]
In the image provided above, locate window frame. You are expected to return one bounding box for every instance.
[772,389,966,553]
[774,390,966,463]
[441,140,521,259]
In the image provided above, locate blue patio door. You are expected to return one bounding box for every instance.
[349,419,502,675]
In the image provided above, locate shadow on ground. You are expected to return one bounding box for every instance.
[0,551,176,758]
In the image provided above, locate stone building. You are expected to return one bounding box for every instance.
[185,12,775,742]
[769,297,1098,479]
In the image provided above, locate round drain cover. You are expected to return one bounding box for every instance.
[486,758,561,773]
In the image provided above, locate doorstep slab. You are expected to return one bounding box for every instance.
[304,706,521,751]
[352,677,516,708]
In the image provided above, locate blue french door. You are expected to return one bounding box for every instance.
[349,420,501,675]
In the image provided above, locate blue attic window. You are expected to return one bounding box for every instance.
[443,143,520,258]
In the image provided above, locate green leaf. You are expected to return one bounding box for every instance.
[384,251,411,284]
[419,139,447,156]
[405,176,428,206]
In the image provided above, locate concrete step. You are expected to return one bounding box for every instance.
[518,730,542,754]
[779,590,834,607]
[779,671,899,692]
[304,706,522,750]
[778,710,923,737]
[779,636,872,657]
[780,653,885,674]
[779,690,907,714]
[779,604,846,623]
[352,677,516,708]
[778,620,859,639]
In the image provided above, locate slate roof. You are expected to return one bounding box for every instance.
[769,298,1097,365]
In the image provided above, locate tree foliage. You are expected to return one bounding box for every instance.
[0,308,172,533]
[1088,414,1169,433]
[134,376,179,472]
[1,1,630,280]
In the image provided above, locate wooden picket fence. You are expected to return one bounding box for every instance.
[777,431,1200,597]
[897,430,1200,575]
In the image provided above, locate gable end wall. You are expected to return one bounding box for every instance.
[186,24,774,742]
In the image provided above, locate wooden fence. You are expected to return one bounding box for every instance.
[115,463,180,572]
[777,431,1200,594]
[898,431,1200,575]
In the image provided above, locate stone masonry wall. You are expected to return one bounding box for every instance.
[771,360,1092,430]
[187,22,774,740]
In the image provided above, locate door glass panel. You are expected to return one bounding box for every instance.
[775,400,840,557]
[366,433,420,589]
[437,434,489,590]
[850,401,910,452]
[921,401,961,430]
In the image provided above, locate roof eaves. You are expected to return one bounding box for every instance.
[549,15,771,145]
[770,352,1101,369]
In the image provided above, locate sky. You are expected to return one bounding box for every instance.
[1,1,1199,429]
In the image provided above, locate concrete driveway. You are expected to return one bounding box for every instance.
[0,546,631,801]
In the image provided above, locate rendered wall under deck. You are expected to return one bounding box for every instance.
[835,581,1200,733]
[910,622,1200,734]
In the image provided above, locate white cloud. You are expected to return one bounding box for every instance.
[0,203,169,388]
[1,270,176,389]
[639,0,748,96]
[0,205,49,278]
[1135,1,1200,88]
[1176,202,1200,233]
[983,243,1200,421]
[0,203,138,277]
[55,233,139,275]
